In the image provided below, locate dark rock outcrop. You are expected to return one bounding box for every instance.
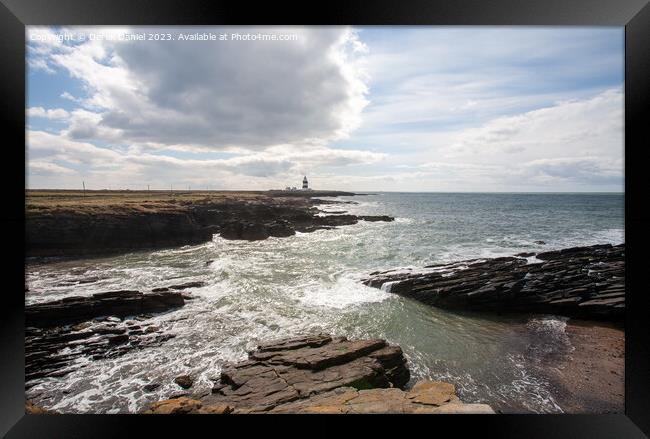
[151,281,206,293]
[26,211,219,257]
[359,215,395,222]
[174,375,194,389]
[25,316,177,384]
[219,221,271,241]
[266,220,296,237]
[144,334,493,414]
[202,334,410,412]
[292,214,394,233]
[25,289,187,384]
[27,194,392,257]
[25,291,185,328]
[363,244,624,320]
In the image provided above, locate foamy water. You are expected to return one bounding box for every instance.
[26,192,624,413]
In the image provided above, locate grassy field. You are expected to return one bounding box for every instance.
[26,190,267,215]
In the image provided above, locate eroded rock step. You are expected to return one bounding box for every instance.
[363,243,624,320]
[27,194,392,257]
[25,288,191,386]
[26,290,186,328]
[144,334,493,414]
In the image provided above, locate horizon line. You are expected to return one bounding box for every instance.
[25,188,625,194]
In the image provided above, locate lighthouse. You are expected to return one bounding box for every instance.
[302,175,309,190]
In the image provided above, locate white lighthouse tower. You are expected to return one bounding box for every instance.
[302,175,309,190]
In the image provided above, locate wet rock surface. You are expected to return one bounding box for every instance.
[202,334,410,412]
[269,381,494,414]
[364,244,624,320]
[25,290,185,327]
[151,281,206,293]
[144,397,233,414]
[25,290,187,386]
[27,193,392,257]
[174,375,194,389]
[25,323,177,386]
[25,316,177,386]
[145,334,493,414]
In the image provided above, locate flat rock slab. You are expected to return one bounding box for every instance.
[145,334,493,414]
[363,244,624,321]
[25,315,176,385]
[144,380,493,414]
[144,397,232,414]
[25,290,185,328]
[25,289,187,385]
[270,381,495,414]
[203,334,410,412]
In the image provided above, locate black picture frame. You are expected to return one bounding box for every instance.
[1,0,649,437]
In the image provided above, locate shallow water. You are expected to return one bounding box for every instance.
[25,192,624,413]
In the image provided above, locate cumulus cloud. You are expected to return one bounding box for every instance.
[60,91,80,102]
[27,107,70,120]
[27,130,122,165]
[28,161,76,176]
[521,156,623,185]
[26,26,623,192]
[30,26,369,151]
[445,88,623,161]
[27,129,385,189]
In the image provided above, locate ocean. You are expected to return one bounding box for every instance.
[25,192,624,413]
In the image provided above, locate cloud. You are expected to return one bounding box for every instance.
[446,88,623,160]
[32,26,370,151]
[60,91,80,102]
[62,109,123,141]
[27,130,122,165]
[521,156,623,185]
[26,129,386,189]
[27,107,70,120]
[26,27,623,192]
[28,161,76,176]
[359,27,622,133]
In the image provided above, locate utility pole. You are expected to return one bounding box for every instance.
[82,181,86,196]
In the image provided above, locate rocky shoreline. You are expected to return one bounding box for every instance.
[25,332,495,414]
[25,283,201,386]
[363,243,624,321]
[26,190,393,257]
[24,195,625,414]
[143,334,494,414]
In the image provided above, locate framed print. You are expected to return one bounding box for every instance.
[1,0,649,437]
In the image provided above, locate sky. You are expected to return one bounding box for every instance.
[26,26,624,192]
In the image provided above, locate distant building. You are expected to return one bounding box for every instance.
[302,176,309,190]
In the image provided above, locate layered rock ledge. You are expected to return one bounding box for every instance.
[26,190,393,257]
[144,334,493,414]
[26,290,185,328]
[25,288,189,384]
[363,243,624,320]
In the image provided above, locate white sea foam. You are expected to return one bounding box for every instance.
[298,275,393,309]
[25,193,623,413]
